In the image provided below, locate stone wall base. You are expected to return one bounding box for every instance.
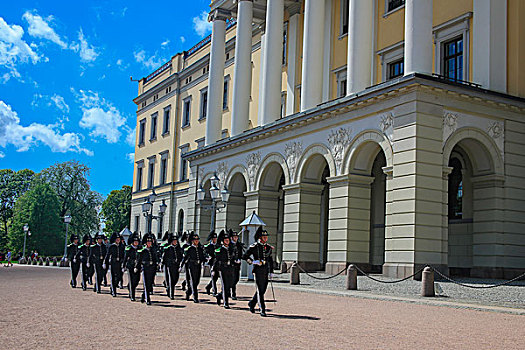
[470,266,525,279]
[383,263,448,280]
[283,261,322,272]
[325,262,373,275]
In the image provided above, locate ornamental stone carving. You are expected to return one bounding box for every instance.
[246,151,261,191]
[197,168,204,187]
[285,141,303,181]
[216,161,229,189]
[443,111,458,142]
[487,121,504,140]
[327,127,352,175]
[379,112,394,140]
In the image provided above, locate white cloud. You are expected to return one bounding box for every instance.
[51,94,69,113]
[0,150,4,158]
[161,39,170,47]
[193,12,212,37]
[0,16,42,82]
[180,36,186,44]
[22,11,68,49]
[133,49,165,70]
[73,89,127,143]
[125,125,135,147]
[126,152,134,163]
[32,93,70,114]
[72,29,99,63]
[0,100,92,156]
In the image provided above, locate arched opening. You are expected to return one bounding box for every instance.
[225,172,247,233]
[177,209,184,234]
[369,151,387,272]
[197,179,212,237]
[258,162,285,266]
[299,154,330,269]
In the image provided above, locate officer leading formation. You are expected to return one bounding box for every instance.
[65,227,274,317]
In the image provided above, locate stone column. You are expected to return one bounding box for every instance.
[282,183,324,271]
[300,0,325,111]
[404,0,433,75]
[186,165,200,232]
[257,26,266,126]
[205,9,230,146]
[259,0,284,125]
[473,0,507,92]
[231,0,253,137]
[347,0,374,95]
[322,0,332,102]
[244,190,280,248]
[285,13,299,116]
[325,175,374,274]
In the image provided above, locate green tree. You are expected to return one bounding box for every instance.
[0,169,35,250]
[101,185,131,234]
[38,160,102,237]
[8,182,63,256]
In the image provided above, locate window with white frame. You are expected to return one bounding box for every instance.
[340,0,349,36]
[138,119,146,146]
[280,92,286,119]
[134,215,140,232]
[377,41,404,82]
[433,13,472,82]
[179,144,189,181]
[387,59,404,80]
[147,156,155,189]
[282,22,288,65]
[159,151,168,185]
[385,0,405,14]
[222,76,230,110]
[150,112,157,141]
[335,67,347,98]
[136,160,144,191]
[182,97,192,127]
[162,106,170,135]
[200,87,208,120]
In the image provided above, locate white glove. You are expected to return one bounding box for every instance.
[122,268,126,273]
[64,258,68,262]
[253,260,261,266]
[102,263,106,269]
[73,259,77,263]
[134,268,138,273]
[87,263,90,268]
[235,259,241,264]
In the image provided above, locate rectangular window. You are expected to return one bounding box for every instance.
[138,119,146,145]
[223,80,229,110]
[179,145,189,181]
[336,69,347,98]
[444,37,463,81]
[148,162,155,189]
[150,113,157,141]
[160,158,167,185]
[280,92,286,119]
[136,164,144,191]
[341,0,349,35]
[387,59,404,80]
[282,23,288,65]
[200,89,208,120]
[134,215,140,232]
[182,98,191,127]
[162,108,170,135]
[387,0,405,12]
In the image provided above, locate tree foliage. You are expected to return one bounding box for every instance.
[0,169,35,250]
[38,160,102,237]
[8,182,63,256]
[101,185,132,234]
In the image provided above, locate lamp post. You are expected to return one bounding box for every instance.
[141,190,167,238]
[63,215,72,260]
[23,224,31,258]
[196,172,230,231]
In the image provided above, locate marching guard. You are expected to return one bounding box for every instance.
[66,234,80,288]
[105,232,125,297]
[180,232,190,291]
[137,234,159,305]
[230,229,244,300]
[183,232,206,303]
[243,227,274,317]
[90,233,108,294]
[214,230,236,309]
[204,231,219,296]
[162,232,184,300]
[123,232,141,301]
[75,234,92,291]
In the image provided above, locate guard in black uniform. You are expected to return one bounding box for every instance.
[230,229,244,300]
[66,234,80,288]
[180,232,189,291]
[123,232,141,301]
[162,233,184,299]
[243,227,274,317]
[75,234,92,291]
[214,230,236,309]
[90,233,108,293]
[102,236,109,286]
[105,232,125,297]
[137,234,159,305]
[204,231,219,296]
[182,232,206,303]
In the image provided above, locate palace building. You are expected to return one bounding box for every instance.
[131,0,525,278]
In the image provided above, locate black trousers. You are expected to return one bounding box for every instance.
[70,261,80,287]
[206,268,219,295]
[110,263,122,295]
[93,263,104,292]
[219,266,235,306]
[142,267,156,303]
[186,262,202,301]
[164,264,180,298]
[103,265,108,285]
[232,264,241,297]
[88,264,95,282]
[250,270,269,312]
[128,268,140,300]
[81,262,90,289]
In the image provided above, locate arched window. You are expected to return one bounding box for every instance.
[178,209,184,234]
[448,158,463,220]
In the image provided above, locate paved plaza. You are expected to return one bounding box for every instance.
[1,265,524,349]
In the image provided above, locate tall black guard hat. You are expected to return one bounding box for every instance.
[109,232,120,244]
[162,231,170,241]
[128,232,140,245]
[218,230,230,244]
[189,231,200,242]
[207,230,217,241]
[82,234,92,244]
[254,226,268,240]
[142,233,155,245]
[70,234,79,243]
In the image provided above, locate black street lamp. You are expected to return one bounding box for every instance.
[62,215,71,260]
[141,190,167,237]
[23,224,31,258]
[196,172,230,231]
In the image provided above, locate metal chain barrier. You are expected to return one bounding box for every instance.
[295,263,348,280]
[353,264,426,284]
[429,266,525,289]
[272,263,292,275]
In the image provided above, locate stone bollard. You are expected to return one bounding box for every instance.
[290,263,300,285]
[421,266,435,297]
[281,261,288,274]
[52,257,58,266]
[346,264,358,290]
[45,257,50,266]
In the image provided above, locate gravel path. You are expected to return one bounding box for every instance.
[1,265,524,350]
[271,271,525,309]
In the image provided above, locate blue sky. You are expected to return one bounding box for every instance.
[0,0,213,196]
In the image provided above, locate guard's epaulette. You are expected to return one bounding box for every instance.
[125,246,132,251]
[184,245,192,251]
[249,242,258,248]
[137,248,145,253]
[215,247,222,253]
[268,245,274,250]
[204,243,210,248]
[79,244,85,248]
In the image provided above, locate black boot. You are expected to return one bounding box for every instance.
[248,300,255,313]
